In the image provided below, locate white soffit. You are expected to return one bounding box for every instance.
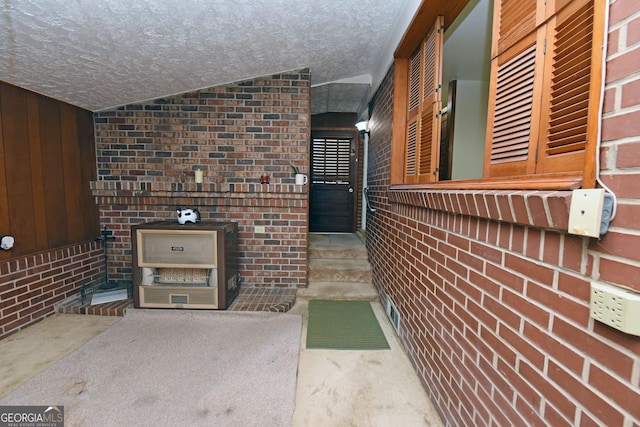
[1,0,407,112]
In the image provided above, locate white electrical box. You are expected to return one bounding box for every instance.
[568,189,605,238]
[590,282,640,336]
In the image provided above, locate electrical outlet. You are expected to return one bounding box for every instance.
[568,189,605,237]
[590,282,640,336]
[254,226,266,234]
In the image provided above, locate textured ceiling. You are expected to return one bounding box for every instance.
[1,0,414,113]
[310,83,371,116]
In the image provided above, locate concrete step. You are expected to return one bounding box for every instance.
[297,281,379,301]
[308,244,368,260]
[308,258,372,284]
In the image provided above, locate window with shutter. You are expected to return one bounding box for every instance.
[312,136,352,183]
[485,0,601,182]
[403,16,444,184]
[536,0,598,175]
[390,0,604,190]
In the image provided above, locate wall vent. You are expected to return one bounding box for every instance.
[384,294,401,335]
[171,294,189,305]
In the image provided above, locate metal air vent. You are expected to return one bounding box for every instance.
[171,294,189,305]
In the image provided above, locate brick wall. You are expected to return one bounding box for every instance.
[0,242,103,339]
[92,69,310,289]
[365,2,640,425]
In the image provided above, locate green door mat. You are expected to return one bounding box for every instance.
[306,300,390,350]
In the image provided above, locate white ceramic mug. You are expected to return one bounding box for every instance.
[295,173,308,185]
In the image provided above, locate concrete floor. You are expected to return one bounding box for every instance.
[290,296,443,426]
[0,235,443,426]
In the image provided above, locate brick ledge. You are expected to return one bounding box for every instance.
[388,189,573,231]
[91,180,308,207]
[58,287,297,316]
[91,180,307,196]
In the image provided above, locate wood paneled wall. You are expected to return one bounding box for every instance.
[0,82,99,260]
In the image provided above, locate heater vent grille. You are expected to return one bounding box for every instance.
[171,294,189,305]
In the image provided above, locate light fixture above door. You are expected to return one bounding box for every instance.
[355,121,370,136]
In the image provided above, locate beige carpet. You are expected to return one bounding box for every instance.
[0,309,302,427]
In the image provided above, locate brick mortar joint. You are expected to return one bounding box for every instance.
[388,189,573,232]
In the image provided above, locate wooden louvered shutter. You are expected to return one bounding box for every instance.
[312,136,352,183]
[536,0,598,174]
[495,0,537,57]
[418,16,444,182]
[486,0,600,180]
[405,48,421,181]
[404,16,444,184]
[484,0,540,178]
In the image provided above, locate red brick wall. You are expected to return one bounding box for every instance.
[366,2,640,425]
[0,242,103,339]
[92,70,310,288]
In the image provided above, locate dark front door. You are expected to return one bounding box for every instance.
[310,131,355,232]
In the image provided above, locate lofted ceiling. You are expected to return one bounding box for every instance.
[0,0,420,114]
